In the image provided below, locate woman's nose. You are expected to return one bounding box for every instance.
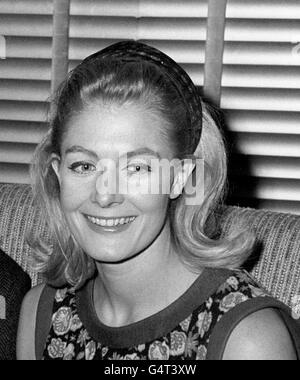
[91,170,124,208]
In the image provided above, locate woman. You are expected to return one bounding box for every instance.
[18,41,300,360]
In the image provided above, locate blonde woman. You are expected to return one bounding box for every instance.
[18,41,299,360]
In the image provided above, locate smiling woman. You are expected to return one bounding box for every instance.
[17,41,300,361]
[50,103,176,265]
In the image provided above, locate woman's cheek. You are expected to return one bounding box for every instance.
[126,171,171,198]
[131,193,169,215]
[59,176,93,211]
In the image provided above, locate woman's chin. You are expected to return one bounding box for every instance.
[86,249,135,265]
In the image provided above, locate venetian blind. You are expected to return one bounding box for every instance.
[0,0,209,184]
[68,0,208,84]
[0,0,53,183]
[223,0,300,214]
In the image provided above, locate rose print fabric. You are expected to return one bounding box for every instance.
[39,269,299,360]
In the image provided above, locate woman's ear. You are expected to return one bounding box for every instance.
[51,154,61,185]
[170,161,195,200]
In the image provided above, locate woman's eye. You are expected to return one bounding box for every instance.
[127,164,152,174]
[68,162,96,174]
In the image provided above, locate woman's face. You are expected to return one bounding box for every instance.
[52,103,178,264]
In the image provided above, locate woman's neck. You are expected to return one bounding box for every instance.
[94,222,200,327]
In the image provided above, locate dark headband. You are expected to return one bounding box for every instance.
[81,40,203,154]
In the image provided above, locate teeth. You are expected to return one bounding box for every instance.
[87,216,136,227]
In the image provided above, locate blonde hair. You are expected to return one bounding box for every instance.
[170,103,255,272]
[28,58,254,289]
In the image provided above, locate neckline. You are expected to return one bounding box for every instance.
[76,267,232,349]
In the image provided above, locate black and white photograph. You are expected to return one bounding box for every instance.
[0,0,300,362]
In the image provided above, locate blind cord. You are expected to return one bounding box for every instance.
[204,0,228,106]
[51,0,71,96]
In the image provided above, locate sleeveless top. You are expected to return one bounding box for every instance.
[36,268,300,360]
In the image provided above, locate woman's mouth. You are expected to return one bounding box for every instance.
[86,215,137,227]
[84,214,137,233]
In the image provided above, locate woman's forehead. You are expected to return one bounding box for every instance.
[62,104,173,158]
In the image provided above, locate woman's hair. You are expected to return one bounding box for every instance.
[28,57,255,289]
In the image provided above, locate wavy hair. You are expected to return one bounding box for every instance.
[28,57,255,289]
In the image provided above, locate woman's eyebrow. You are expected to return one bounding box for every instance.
[65,146,99,159]
[124,148,162,160]
[64,146,161,160]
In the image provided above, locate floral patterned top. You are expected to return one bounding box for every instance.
[36,268,300,360]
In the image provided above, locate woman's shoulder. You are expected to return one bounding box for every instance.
[205,269,300,360]
[222,307,298,360]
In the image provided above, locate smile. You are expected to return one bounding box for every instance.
[86,215,137,227]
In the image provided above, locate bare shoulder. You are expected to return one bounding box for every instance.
[17,284,46,361]
[223,308,297,360]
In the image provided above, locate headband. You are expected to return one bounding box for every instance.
[81,40,203,154]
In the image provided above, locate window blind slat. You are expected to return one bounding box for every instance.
[231,133,300,157]
[0,80,50,102]
[223,65,300,89]
[136,18,207,41]
[231,178,300,202]
[0,101,48,122]
[226,110,300,135]
[70,16,136,40]
[222,88,300,112]
[70,0,208,18]
[0,0,53,14]
[0,15,53,37]
[224,42,300,66]
[70,0,137,17]
[0,163,30,184]
[69,17,207,41]
[231,156,300,179]
[0,59,51,80]
[225,19,300,42]
[227,0,300,19]
[5,37,52,59]
[138,0,208,18]
[0,143,36,164]
[0,121,46,144]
